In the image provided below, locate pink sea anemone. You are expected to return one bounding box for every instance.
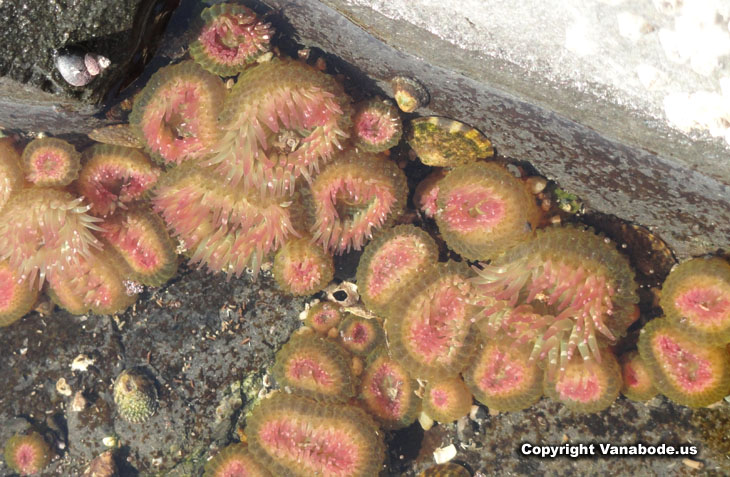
[385,261,477,379]
[99,206,178,287]
[21,137,80,187]
[76,144,161,217]
[130,61,226,165]
[273,237,334,296]
[207,58,351,198]
[152,162,297,277]
[0,138,23,211]
[659,257,730,344]
[638,318,730,407]
[359,350,420,429]
[435,161,538,260]
[47,248,137,315]
[308,150,407,254]
[189,3,272,76]
[0,187,102,286]
[472,225,638,378]
[3,432,51,476]
[0,260,39,327]
[246,393,384,477]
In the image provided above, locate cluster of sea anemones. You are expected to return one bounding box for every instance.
[633,257,730,408]
[0,134,177,325]
[4,1,730,475]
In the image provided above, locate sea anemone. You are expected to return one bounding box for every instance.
[246,392,384,477]
[208,58,351,198]
[638,318,730,407]
[113,368,158,423]
[543,351,621,413]
[359,350,420,429]
[189,3,272,76]
[0,187,102,286]
[273,237,334,296]
[152,162,297,277]
[413,169,446,219]
[356,224,438,316]
[659,257,730,344]
[435,162,538,260]
[619,350,658,402]
[3,432,51,476]
[407,116,493,167]
[471,225,639,378]
[203,443,272,477]
[0,138,23,211]
[304,301,344,335]
[21,137,80,187]
[352,98,402,152]
[385,261,477,379]
[463,337,543,412]
[338,314,385,357]
[47,248,136,315]
[390,76,429,113]
[130,61,226,165]
[76,144,161,217]
[0,261,38,327]
[272,333,355,402]
[422,377,473,422]
[99,206,178,287]
[308,150,408,253]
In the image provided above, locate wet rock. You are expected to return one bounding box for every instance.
[0,0,178,134]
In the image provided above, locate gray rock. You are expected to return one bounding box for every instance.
[0,0,178,134]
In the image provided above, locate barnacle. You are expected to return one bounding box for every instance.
[308,150,407,253]
[113,368,158,423]
[390,76,429,113]
[407,117,493,167]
